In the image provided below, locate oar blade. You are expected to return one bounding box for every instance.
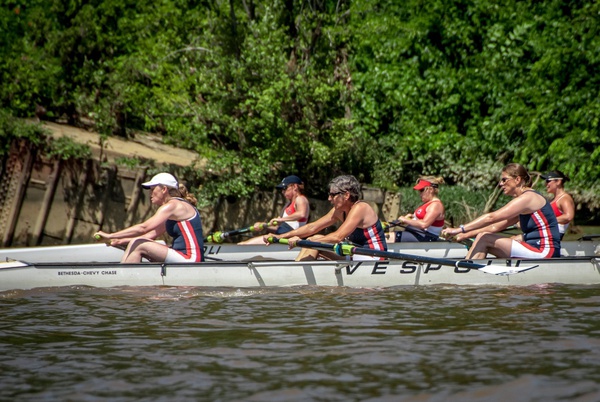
[478,264,539,276]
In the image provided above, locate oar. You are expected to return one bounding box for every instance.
[383,220,443,242]
[205,221,277,243]
[93,234,127,250]
[267,236,336,251]
[383,220,475,248]
[335,243,538,275]
[268,237,538,275]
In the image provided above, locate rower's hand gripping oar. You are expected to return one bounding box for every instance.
[205,221,278,244]
[93,233,128,250]
[93,233,111,245]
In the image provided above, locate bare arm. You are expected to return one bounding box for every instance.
[315,203,371,243]
[96,203,172,241]
[277,207,339,240]
[273,196,310,223]
[556,194,575,225]
[455,218,517,242]
[444,192,543,237]
[404,202,444,230]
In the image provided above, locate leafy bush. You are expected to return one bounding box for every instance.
[0,0,598,217]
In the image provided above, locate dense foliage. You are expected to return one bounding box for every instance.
[0,111,91,160]
[1,0,599,214]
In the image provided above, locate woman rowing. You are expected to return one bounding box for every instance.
[387,176,445,242]
[442,163,560,259]
[268,175,387,261]
[541,170,575,240]
[94,173,205,263]
[238,175,310,245]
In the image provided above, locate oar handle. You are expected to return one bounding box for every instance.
[93,233,112,245]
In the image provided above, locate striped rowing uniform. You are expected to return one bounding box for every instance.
[342,202,387,251]
[165,199,205,262]
[517,190,560,258]
[347,222,387,251]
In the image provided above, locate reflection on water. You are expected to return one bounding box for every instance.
[2,285,600,401]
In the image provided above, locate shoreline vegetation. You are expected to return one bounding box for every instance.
[1,1,599,223]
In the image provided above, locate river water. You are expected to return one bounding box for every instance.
[2,284,600,401]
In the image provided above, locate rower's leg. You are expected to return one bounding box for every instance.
[121,237,168,263]
[237,236,267,245]
[466,232,512,259]
[295,247,319,261]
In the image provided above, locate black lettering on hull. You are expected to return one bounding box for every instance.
[204,245,222,255]
[400,261,417,274]
[371,261,388,274]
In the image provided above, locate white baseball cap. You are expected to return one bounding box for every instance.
[141,173,178,189]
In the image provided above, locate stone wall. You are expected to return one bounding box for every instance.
[0,139,402,248]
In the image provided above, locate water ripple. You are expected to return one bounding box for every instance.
[1,284,600,401]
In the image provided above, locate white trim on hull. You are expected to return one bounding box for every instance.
[1,257,599,292]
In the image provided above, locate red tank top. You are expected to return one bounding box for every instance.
[550,196,564,218]
[283,198,308,222]
[414,200,445,228]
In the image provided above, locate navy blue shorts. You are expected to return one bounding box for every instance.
[275,222,294,234]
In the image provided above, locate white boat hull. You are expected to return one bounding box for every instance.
[1,257,599,292]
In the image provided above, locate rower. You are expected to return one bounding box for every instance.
[442,163,560,259]
[387,175,446,243]
[94,173,205,263]
[266,175,387,261]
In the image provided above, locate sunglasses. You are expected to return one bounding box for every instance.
[328,191,344,198]
[545,179,559,184]
[499,177,513,184]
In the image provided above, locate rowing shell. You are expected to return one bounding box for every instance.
[1,256,599,292]
[1,238,597,263]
